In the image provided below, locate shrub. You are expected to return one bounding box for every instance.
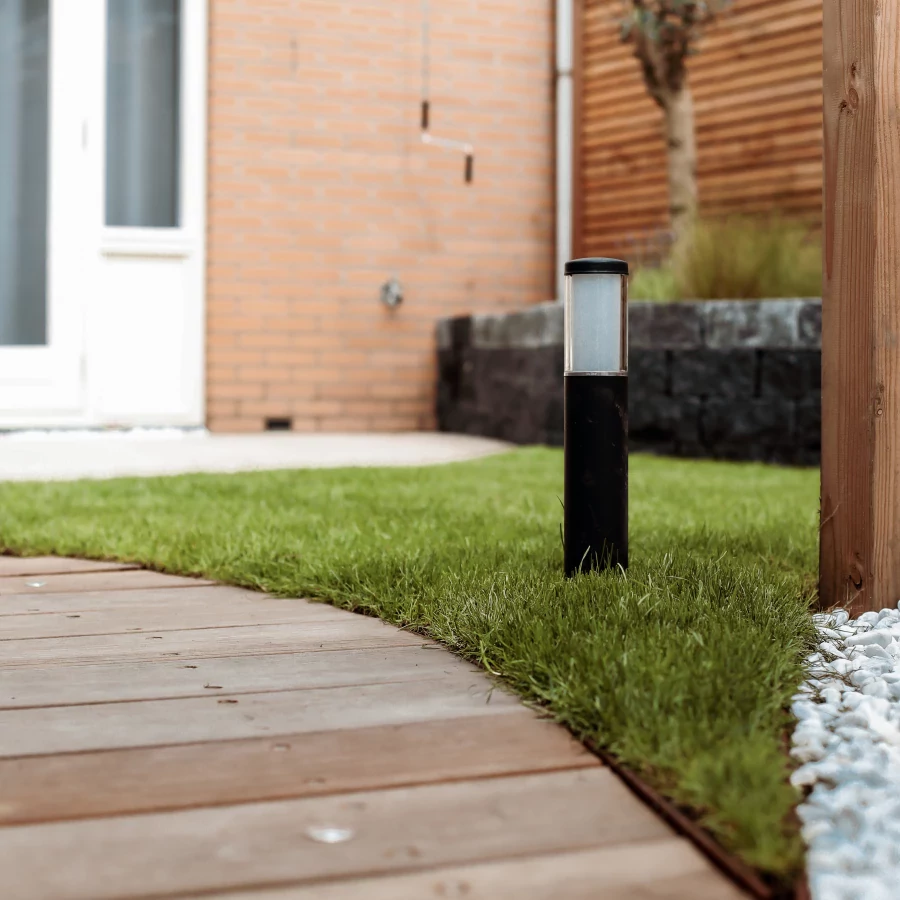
[630,217,822,301]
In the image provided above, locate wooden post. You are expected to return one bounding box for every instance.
[821,0,900,614]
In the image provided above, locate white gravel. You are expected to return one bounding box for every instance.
[791,604,900,900]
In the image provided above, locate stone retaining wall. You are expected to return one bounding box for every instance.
[436,300,822,465]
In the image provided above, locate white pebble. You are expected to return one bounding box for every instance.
[862,680,891,699]
[794,605,900,898]
[846,630,892,648]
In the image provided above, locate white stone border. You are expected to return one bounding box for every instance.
[792,605,900,900]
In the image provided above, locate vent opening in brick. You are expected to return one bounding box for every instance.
[265,417,292,431]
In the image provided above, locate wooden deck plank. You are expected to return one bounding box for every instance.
[0,559,746,900]
[0,677,525,757]
[0,598,351,640]
[0,584,323,616]
[0,557,139,577]
[1,620,423,668]
[0,568,213,594]
[0,716,597,826]
[0,769,673,900]
[190,840,746,899]
[0,646,477,709]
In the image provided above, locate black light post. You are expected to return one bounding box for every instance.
[563,257,629,576]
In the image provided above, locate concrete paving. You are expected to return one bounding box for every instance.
[0,430,512,482]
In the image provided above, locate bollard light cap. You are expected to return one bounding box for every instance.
[564,258,629,276]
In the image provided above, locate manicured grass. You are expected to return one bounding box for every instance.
[0,448,818,881]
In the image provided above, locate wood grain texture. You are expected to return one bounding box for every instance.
[1,620,423,668]
[0,596,348,640]
[0,584,325,616]
[579,0,822,258]
[0,677,525,757]
[0,646,476,709]
[194,840,746,900]
[0,716,596,826]
[0,568,213,594]
[0,770,672,900]
[0,557,138,577]
[0,560,743,899]
[820,0,900,613]
[871,0,900,609]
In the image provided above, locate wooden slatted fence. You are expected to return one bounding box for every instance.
[577,0,823,260]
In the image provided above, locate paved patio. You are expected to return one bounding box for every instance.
[0,558,746,899]
[0,431,511,481]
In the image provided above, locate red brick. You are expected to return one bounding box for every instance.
[206,0,554,432]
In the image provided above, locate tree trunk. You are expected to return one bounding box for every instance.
[662,84,698,242]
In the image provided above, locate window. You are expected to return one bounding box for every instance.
[0,0,50,345]
[105,0,181,228]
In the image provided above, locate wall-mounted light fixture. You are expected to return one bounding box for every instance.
[563,257,629,576]
[380,277,403,309]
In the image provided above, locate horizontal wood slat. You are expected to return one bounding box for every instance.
[0,557,139,577]
[0,569,213,594]
[0,595,347,640]
[0,645,476,709]
[579,0,823,258]
[0,560,742,899]
[0,716,596,826]
[1,620,423,668]
[0,584,332,616]
[0,769,671,900]
[198,840,745,900]
[0,677,525,757]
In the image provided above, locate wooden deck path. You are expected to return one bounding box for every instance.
[0,558,745,899]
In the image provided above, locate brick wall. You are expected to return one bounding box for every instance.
[206,0,555,432]
[437,300,822,465]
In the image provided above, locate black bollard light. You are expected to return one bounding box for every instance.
[563,257,629,577]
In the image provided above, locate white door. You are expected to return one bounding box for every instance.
[0,0,206,429]
[0,0,87,424]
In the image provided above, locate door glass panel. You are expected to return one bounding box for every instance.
[0,0,50,346]
[106,0,180,228]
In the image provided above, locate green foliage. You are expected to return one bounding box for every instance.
[620,1,731,95]
[0,450,819,881]
[630,265,679,301]
[630,217,822,301]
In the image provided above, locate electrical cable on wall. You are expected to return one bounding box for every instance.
[420,0,474,183]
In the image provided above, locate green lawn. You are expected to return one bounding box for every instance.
[0,448,818,882]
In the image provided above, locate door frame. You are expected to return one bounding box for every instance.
[87,0,208,427]
[0,0,88,422]
[0,0,207,429]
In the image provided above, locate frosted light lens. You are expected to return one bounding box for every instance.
[564,273,625,373]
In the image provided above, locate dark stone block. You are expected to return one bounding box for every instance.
[457,349,478,403]
[701,398,793,447]
[671,349,756,399]
[793,447,821,467]
[630,395,701,446]
[471,303,562,349]
[544,393,564,434]
[795,398,821,450]
[630,349,668,396]
[434,303,823,462]
[449,315,472,349]
[703,300,800,349]
[629,303,703,349]
[798,301,822,348]
[760,351,821,399]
